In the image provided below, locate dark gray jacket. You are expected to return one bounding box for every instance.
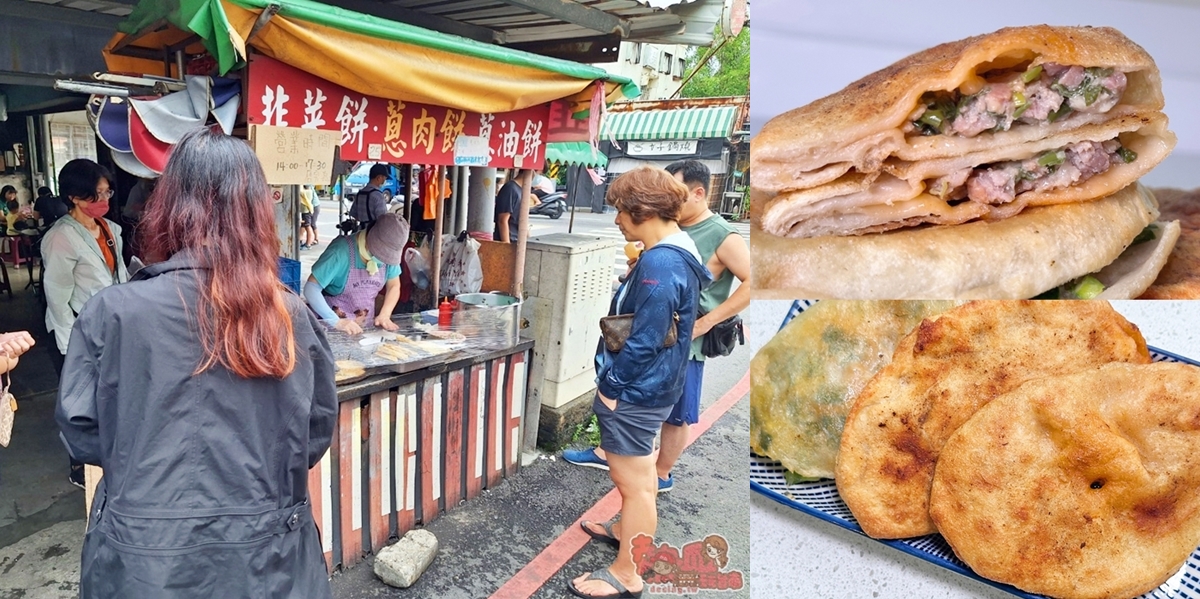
[56,253,338,599]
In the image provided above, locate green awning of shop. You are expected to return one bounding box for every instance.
[545,142,608,168]
[601,106,738,141]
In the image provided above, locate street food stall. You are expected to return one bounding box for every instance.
[86,0,638,572]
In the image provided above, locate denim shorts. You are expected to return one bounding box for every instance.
[666,359,705,426]
[595,394,675,457]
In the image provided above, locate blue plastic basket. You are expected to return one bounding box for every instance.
[277,257,301,294]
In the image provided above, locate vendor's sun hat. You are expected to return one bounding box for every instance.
[366,213,409,265]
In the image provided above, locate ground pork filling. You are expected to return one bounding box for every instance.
[907,63,1128,137]
[925,139,1136,205]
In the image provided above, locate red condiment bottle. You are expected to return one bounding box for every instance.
[438,297,452,329]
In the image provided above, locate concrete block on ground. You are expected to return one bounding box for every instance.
[373,529,438,588]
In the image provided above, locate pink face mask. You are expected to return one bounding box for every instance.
[80,200,109,219]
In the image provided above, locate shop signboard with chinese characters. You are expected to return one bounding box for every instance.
[247,55,548,168]
[626,139,699,156]
[546,99,590,143]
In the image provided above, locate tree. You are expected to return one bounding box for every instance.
[678,24,749,98]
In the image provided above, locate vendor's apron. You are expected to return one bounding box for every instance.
[324,237,385,323]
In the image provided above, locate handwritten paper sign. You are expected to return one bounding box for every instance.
[250,124,340,185]
[453,135,490,166]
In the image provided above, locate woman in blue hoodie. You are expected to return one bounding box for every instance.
[570,167,711,599]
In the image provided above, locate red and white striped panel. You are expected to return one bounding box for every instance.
[367,390,389,552]
[311,350,531,570]
[506,351,528,473]
[308,448,334,572]
[466,363,486,501]
[338,401,363,566]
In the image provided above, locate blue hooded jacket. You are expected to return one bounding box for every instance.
[596,237,712,408]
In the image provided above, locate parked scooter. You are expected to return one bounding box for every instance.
[529,191,566,220]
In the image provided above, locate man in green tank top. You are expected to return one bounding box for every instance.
[564,160,751,494]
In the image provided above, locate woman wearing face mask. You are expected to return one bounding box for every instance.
[41,159,128,488]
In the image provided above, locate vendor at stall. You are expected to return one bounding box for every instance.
[303,213,409,335]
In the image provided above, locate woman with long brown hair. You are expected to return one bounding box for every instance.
[56,128,337,599]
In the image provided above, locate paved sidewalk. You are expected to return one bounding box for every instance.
[0,392,748,599]
[329,385,750,599]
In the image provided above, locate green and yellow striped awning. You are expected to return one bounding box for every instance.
[544,142,608,167]
[601,106,738,141]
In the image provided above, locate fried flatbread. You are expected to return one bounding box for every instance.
[754,25,1164,193]
[750,301,955,479]
[1140,187,1200,299]
[930,362,1200,599]
[751,25,1174,238]
[335,360,366,383]
[835,300,1150,539]
[752,183,1161,299]
[758,113,1174,239]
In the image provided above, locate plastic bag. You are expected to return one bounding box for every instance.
[440,233,483,296]
[405,246,430,289]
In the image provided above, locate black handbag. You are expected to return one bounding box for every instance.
[700,313,744,358]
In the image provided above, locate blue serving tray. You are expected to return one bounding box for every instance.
[750,300,1200,599]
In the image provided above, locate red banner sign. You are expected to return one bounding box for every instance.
[546,100,591,143]
[247,55,549,167]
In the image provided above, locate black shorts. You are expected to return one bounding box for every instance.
[300,213,314,227]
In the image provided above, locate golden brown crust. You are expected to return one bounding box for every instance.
[751,184,1160,299]
[835,301,1149,539]
[1140,188,1200,299]
[930,362,1200,599]
[752,25,1163,193]
[750,301,955,479]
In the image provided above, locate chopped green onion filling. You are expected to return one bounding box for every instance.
[912,96,960,135]
[1037,150,1066,167]
[918,109,946,130]
[1048,103,1073,123]
[1117,146,1138,163]
[1051,67,1114,106]
[1022,64,1043,83]
[1012,89,1027,109]
[1131,224,1157,245]
[783,471,819,485]
[1072,275,1105,299]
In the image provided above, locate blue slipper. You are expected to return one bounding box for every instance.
[563,447,609,471]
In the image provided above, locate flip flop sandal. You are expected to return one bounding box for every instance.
[580,520,619,548]
[567,567,643,599]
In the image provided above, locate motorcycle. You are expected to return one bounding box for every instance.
[529,191,566,220]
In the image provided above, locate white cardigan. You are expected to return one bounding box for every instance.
[41,215,129,355]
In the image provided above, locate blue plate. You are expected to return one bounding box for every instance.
[750,300,1200,599]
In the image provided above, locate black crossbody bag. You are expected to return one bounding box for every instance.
[700,311,744,358]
